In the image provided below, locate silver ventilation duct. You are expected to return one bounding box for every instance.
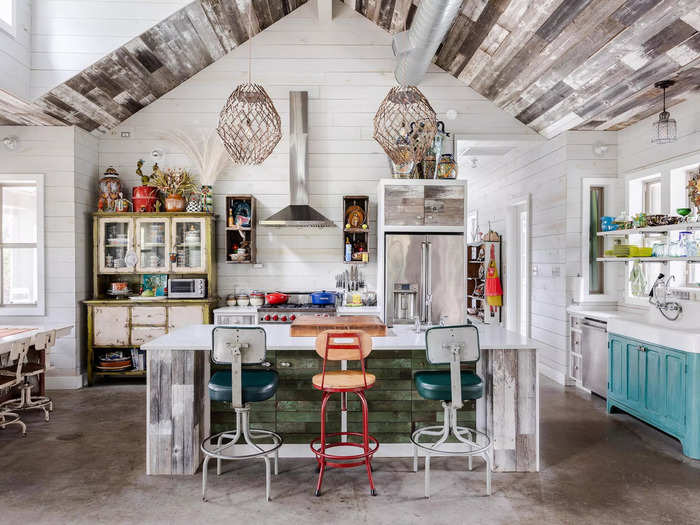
[260,91,335,227]
[393,0,462,86]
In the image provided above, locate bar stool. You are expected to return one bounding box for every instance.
[200,327,282,502]
[0,330,55,422]
[310,330,378,497]
[411,324,492,497]
[0,338,31,436]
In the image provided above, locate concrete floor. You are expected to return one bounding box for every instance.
[1,377,698,525]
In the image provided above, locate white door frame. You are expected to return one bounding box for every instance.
[505,194,531,337]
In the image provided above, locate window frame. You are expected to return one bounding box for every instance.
[0,0,16,38]
[0,174,45,316]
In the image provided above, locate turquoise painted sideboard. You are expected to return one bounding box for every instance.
[607,333,699,459]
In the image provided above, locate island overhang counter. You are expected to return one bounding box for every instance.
[142,324,538,476]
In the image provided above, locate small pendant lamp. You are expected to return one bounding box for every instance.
[373,86,437,166]
[651,80,677,145]
[217,5,281,165]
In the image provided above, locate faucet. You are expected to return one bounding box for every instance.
[649,273,683,321]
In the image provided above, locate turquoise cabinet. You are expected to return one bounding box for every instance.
[608,333,698,460]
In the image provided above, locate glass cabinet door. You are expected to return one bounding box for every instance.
[98,218,134,273]
[135,218,170,272]
[171,218,207,273]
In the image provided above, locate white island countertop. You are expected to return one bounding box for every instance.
[142,323,538,352]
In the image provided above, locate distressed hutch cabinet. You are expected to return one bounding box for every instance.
[85,212,217,385]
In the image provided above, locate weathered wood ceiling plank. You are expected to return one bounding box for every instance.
[3,0,697,138]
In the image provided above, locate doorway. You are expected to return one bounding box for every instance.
[506,195,531,337]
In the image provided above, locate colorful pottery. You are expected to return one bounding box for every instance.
[164,193,186,212]
[132,186,158,212]
[114,192,130,213]
[200,185,213,213]
[437,154,457,179]
[98,166,122,212]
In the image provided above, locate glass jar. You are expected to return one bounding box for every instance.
[679,231,697,258]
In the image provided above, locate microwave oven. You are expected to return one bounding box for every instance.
[168,278,206,298]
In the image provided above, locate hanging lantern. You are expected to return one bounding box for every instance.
[373,86,437,167]
[651,80,677,145]
[217,83,282,165]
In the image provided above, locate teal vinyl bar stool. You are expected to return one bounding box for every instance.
[411,324,492,497]
[201,327,282,502]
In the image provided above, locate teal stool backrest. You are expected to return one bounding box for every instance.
[212,326,267,408]
[425,324,480,410]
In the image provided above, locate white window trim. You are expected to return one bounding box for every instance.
[580,177,619,303]
[0,173,45,316]
[0,0,16,38]
[505,193,531,337]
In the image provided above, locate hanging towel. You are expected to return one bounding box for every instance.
[485,244,502,307]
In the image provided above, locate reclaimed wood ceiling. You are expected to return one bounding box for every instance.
[1,0,698,138]
[351,0,700,137]
[0,0,308,132]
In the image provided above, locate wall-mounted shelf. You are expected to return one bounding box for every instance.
[226,195,256,264]
[343,195,369,264]
[597,223,700,236]
[466,239,501,325]
[597,257,700,262]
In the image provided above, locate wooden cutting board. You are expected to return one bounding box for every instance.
[290,315,387,337]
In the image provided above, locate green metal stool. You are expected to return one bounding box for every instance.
[201,327,282,502]
[411,324,492,497]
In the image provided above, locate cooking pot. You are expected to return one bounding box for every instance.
[266,292,288,305]
[311,290,336,305]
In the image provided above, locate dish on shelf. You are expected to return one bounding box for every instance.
[96,364,132,371]
[629,246,653,257]
[106,289,131,297]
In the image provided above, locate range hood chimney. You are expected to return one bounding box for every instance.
[260,91,335,227]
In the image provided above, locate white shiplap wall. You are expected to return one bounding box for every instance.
[0,0,31,99]
[467,130,619,383]
[30,0,190,99]
[0,125,96,387]
[618,95,700,175]
[99,0,535,299]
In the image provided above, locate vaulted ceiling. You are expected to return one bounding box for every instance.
[1,0,699,139]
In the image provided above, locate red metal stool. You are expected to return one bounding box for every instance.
[310,330,378,496]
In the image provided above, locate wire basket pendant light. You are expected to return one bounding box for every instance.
[373,85,437,168]
[651,80,677,145]
[217,4,281,165]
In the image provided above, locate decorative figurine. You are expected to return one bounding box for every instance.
[114,192,130,213]
[132,160,158,212]
[98,166,122,212]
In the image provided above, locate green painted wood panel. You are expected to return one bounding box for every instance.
[609,337,626,399]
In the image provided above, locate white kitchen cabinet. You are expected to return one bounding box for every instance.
[168,305,206,330]
[135,217,170,273]
[171,217,207,273]
[132,306,167,325]
[93,306,129,346]
[131,326,167,346]
[97,217,134,274]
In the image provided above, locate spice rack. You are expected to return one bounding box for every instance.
[342,195,369,264]
[466,239,501,325]
[225,195,256,264]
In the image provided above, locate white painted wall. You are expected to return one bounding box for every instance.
[30,0,190,99]
[0,125,96,388]
[618,95,700,176]
[0,0,31,99]
[467,130,619,383]
[98,0,535,300]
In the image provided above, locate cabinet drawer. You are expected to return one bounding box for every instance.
[571,331,581,355]
[131,326,167,346]
[571,316,582,330]
[168,305,204,330]
[424,185,464,226]
[132,306,167,325]
[570,354,582,381]
[93,306,130,346]
[384,185,424,226]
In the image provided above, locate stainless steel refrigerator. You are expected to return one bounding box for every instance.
[384,233,464,327]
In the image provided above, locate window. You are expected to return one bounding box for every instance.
[589,186,605,295]
[0,0,15,37]
[643,177,662,214]
[0,175,44,316]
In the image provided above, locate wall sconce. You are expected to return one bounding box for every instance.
[2,136,18,151]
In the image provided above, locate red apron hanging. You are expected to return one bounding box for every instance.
[485,244,502,309]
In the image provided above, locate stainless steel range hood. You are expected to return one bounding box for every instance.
[260,91,335,227]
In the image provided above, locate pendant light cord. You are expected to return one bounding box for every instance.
[248,3,253,84]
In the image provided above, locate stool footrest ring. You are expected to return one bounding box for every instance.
[201,429,282,461]
[310,432,379,463]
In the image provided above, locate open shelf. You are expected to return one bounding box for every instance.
[226,195,256,264]
[95,370,147,377]
[597,223,700,236]
[597,257,700,262]
[343,195,369,263]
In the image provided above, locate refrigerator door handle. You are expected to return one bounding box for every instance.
[420,241,427,323]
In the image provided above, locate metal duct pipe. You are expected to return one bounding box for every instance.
[393,0,462,86]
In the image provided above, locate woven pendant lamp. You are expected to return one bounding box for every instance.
[373,86,437,166]
[217,7,281,165]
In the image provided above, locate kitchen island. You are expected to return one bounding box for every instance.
[142,324,538,476]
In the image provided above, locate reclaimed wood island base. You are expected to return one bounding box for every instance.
[142,324,539,475]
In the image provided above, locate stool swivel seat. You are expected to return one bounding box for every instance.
[200,327,282,502]
[310,330,379,496]
[411,324,492,497]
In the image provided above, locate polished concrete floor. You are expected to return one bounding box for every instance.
[1,377,698,524]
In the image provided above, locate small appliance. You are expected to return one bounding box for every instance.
[168,278,206,298]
